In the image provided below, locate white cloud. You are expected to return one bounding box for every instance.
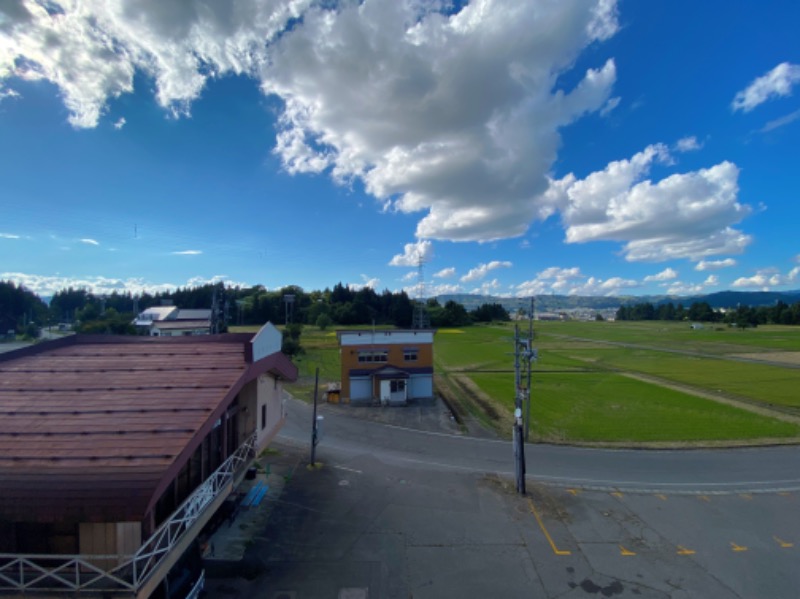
[599,95,620,117]
[460,260,512,283]
[759,108,800,133]
[1,0,621,243]
[401,271,417,282]
[264,1,620,242]
[425,282,464,297]
[388,240,433,267]
[664,273,719,295]
[575,276,639,296]
[0,0,311,128]
[433,267,456,279]
[665,281,705,295]
[1,233,21,239]
[172,249,202,255]
[517,265,664,296]
[695,258,736,271]
[549,144,752,261]
[516,266,636,296]
[731,266,800,290]
[0,87,21,101]
[470,278,502,295]
[185,275,250,288]
[80,238,100,246]
[674,136,702,152]
[349,275,380,291]
[113,117,126,130]
[732,62,800,113]
[644,267,678,282]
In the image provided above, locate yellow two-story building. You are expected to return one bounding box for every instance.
[337,329,435,405]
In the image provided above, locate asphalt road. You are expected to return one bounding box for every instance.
[283,397,800,494]
[205,398,800,598]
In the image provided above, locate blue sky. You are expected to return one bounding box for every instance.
[1,0,799,299]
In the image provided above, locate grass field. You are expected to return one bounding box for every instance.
[233,321,800,445]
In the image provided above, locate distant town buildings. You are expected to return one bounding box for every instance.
[133,305,212,336]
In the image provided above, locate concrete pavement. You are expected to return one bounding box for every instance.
[203,396,800,598]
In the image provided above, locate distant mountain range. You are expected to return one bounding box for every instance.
[438,290,800,313]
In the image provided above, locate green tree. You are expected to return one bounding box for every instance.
[315,313,333,331]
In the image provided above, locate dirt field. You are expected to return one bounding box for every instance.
[734,352,800,366]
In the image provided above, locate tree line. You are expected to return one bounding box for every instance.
[1,280,511,337]
[616,300,800,328]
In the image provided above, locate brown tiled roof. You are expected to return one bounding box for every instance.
[0,334,297,524]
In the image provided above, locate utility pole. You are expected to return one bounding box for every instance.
[524,297,536,441]
[512,297,538,494]
[310,367,321,467]
[512,324,526,495]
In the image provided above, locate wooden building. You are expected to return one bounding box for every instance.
[337,329,435,405]
[0,323,296,598]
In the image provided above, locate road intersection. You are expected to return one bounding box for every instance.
[205,397,799,598]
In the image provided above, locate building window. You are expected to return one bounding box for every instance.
[261,404,267,430]
[357,350,388,363]
[403,348,418,361]
[390,380,406,393]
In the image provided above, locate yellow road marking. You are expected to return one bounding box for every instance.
[676,545,695,555]
[619,545,636,556]
[774,536,794,548]
[730,542,748,552]
[527,498,572,556]
[567,488,580,496]
[655,494,668,501]
[739,493,753,501]
[611,491,623,498]
[698,495,710,502]
[778,491,791,497]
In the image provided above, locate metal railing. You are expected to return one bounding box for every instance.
[0,433,257,595]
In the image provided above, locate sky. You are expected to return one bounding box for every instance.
[1,0,799,300]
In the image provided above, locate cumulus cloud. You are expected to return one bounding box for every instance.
[732,62,800,113]
[644,267,678,282]
[663,273,719,295]
[548,143,752,261]
[349,275,380,291]
[388,240,433,267]
[460,260,512,283]
[0,0,311,128]
[434,267,456,279]
[469,278,502,295]
[674,136,702,152]
[425,282,464,297]
[1,0,620,243]
[0,272,200,296]
[695,258,736,271]
[731,266,799,290]
[515,266,636,296]
[80,238,99,246]
[172,249,202,255]
[113,117,126,130]
[263,1,619,242]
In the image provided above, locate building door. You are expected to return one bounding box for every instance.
[380,379,407,404]
[380,380,391,403]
